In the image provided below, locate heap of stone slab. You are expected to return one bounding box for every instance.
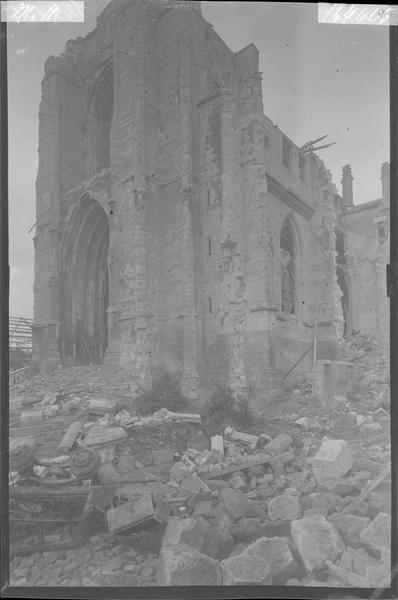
[9,385,391,589]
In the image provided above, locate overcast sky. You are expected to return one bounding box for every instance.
[7,1,389,318]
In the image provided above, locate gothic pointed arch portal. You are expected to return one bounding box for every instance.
[61,196,109,365]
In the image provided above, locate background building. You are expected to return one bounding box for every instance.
[337,163,390,352]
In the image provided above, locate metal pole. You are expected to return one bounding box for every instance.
[282,342,314,381]
[312,321,318,394]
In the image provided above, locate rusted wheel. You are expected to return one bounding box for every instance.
[70,447,101,479]
[9,437,38,472]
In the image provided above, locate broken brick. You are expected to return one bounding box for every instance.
[264,434,293,456]
[291,514,345,571]
[310,439,354,483]
[244,536,299,584]
[268,494,301,521]
[221,552,272,585]
[359,512,391,557]
[158,543,221,585]
[327,513,370,548]
[161,516,210,553]
[220,487,250,521]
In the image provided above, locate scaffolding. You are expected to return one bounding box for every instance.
[9,316,33,352]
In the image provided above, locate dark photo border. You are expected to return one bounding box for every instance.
[0,4,397,599]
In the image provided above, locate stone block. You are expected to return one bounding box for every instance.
[212,503,233,528]
[347,546,380,577]
[256,483,273,500]
[309,439,354,483]
[179,474,202,498]
[88,398,115,416]
[365,550,391,587]
[161,516,210,553]
[106,492,163,535]
[230,473,247,490]
[157,543,221,585]
[268,494,301,521]
[244,536,299,584]
[359,512,391,557]
[247,465,266,479]
[368,488,391,514]
[19,410,44,426]
[246,500,267,520]
[318,478,360,496]
[221,553,272,585]
[220,487,250,521]
[211,435,224,454]
[327,513,370,548]
[152,448,174,466]
[229,517,269,542]
[264,434,293,456]
[338,550,352,570]
[192,500,214,520]
[206,479,231,491]
[169,461,193,483]
[291,514,344,571]
[84,426,127,448]
[202,526,234,559]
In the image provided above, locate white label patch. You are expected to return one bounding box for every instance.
[1,1,84,22]
[318,3,398,25]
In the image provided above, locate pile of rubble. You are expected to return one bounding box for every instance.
[9,382,391,587]
[337,332,390,411]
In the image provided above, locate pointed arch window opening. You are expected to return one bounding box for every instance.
[88,62,114,174]
[280,219,297,315]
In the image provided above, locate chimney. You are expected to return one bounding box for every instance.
[341,164,353,207]
[381,162,390,204]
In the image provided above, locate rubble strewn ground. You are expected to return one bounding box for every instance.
[9,339,391,588]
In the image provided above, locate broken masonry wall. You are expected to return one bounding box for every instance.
[33,40,88,371]
[33,1,347,401]
[308,158,344,360]
[237,45,275,399]
[264,201,314,388]
[155,8,202,391]
[112,3,157,387]
[343,200,389,351]
[196,26,253,395]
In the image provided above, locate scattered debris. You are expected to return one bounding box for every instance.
[290,514,345,571]
[57,422,83,455]
[158,543,221,585]
[309,438,354,483]
[9,354,391,587]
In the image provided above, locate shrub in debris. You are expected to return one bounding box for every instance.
[134,372,188,415]
[201,384,255,431]
[233,395,255,430]
[9,348,32,371]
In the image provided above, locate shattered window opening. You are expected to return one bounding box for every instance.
[280,218,296,314]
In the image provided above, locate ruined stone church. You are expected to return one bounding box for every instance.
[32,0,389,401]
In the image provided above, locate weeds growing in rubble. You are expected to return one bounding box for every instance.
[134,372,189,415]
[201,384,255,431]
[9,347,32,371]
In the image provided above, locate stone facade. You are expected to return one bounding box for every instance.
[337,163,390,352]
[33,0,347,402]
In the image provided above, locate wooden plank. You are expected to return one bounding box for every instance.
[10,419,66,437]
[204,451,295,480]
[57,421,83,454]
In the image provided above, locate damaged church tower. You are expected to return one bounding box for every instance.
[32,0,343,402]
